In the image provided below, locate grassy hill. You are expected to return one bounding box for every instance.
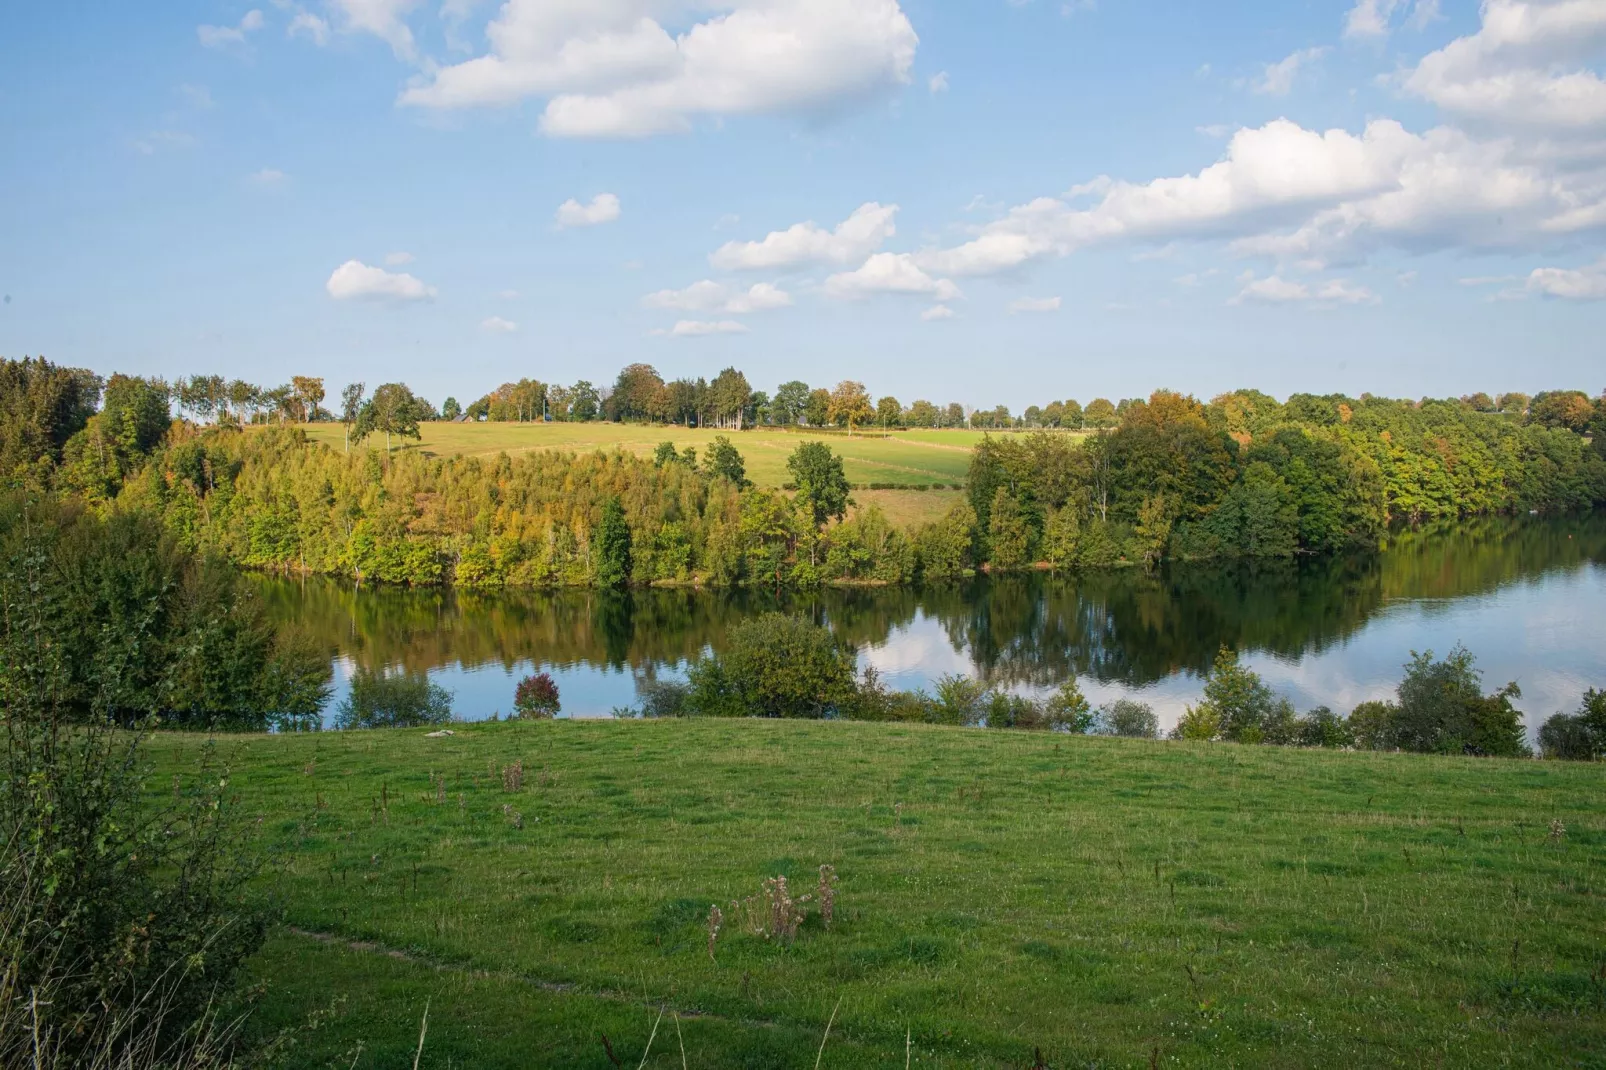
[292,423,1039,528]
[174,719,1605,1068]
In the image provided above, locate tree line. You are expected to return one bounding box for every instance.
[3,357,1603,589]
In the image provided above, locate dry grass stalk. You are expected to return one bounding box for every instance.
[501,804,523,830]
[706,905,723,962]
[502,759,524,793]
[817,865,837,931]
[1549,818,1566,844]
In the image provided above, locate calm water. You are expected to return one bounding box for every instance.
[256,513,1606,736]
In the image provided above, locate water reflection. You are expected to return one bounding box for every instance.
[256,513,1606,732]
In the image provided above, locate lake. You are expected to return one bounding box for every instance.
[256,512,1606,737]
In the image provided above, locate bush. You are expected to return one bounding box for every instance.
[1295,706,1355,748]
[1184,647,1281,742]
[686,613,858,718]
[1096,699,1159,739]
[1538,689,1606,760]
[335,667,453,729]
[1,495,272,1067]
[513,671,561,718]
[1394,647,1529,757]
[637,678,691,718]
[0,495,331,730]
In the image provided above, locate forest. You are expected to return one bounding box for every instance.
[2,356,1604,590]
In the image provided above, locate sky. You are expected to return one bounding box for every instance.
[1,0,1604,410]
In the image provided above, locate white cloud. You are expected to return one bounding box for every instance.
[481,315,519,332]
[397,0,918,138]
[198,9,265,48]
[915,116,1606,276]
[248,167,289,187]
[385,251,415,265]
[1344,0,1401,39]
[1256,47,1326,96]
[1527,258,1606,298]
[496,288,520,299]
[655,319,750,337]
[330,0,423,60]
[711,202,898,270]
[1400,0,1606,129]
[921,304,956,320]
[642,280,792,314]
[289,11,332,46]
[920,120,1418,276]
[1007,296,1061,313]
[555,193,622,228]
[326,260,437,302]
[929,71,949,94]
[1231,274,1379,305]
[824,252,961,301]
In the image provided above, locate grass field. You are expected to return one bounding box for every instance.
[299,423,987,490]
[167,720,1606,1068]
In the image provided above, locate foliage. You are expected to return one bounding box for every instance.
[0,494,330,730]
[354,382,429,449]
[685,613,859,718]
[0,357,101,486]
[513,672,561,719]
[1095,699,1158,738]
[1352,647,1530,757]
[1537,688,1606,761]
[334,667,453,729]
[594,496,633,587]
[702,435,749,487]
[0,496,275,1066]
[788,441,853,529]
[1183,647,1282,743]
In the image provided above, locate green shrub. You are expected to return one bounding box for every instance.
[1096,699,1159,739]
[686,614,858,718]
[335,668,453,729]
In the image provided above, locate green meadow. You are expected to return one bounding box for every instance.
[170,718,1606,1068]
[295,421,984,489]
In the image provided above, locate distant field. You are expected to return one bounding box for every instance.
[173,718,1606,1068]
[299,422,982,489]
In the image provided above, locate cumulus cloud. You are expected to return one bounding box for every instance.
[1008,296,1061,313]
[385,251,415,265]
[248,167,288,187]
[481,315,519,332]
[1527,258,1606,298]
[711,202,897,270]
[326,260,437,302]
[198,9,265,48]
[555,193,621,227]
[1256,47,1326,96]
[1231,274,1378,305]
[642,280,792,314]
[330,0,423,60]
[654,319,750,337]
[824,253,960,301]
[1400,0,1606,130]
[913,116,1606,275]
[397,0,918,138]
[929,71,949,94]
[921,304,956,320]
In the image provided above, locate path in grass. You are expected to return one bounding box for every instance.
[178,719,1606,1068]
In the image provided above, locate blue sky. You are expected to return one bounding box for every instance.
[2,0,1603,410]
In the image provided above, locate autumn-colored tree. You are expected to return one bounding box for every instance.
[827,381,874,431]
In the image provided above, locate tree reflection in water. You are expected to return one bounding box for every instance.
[255,514,1604,703]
